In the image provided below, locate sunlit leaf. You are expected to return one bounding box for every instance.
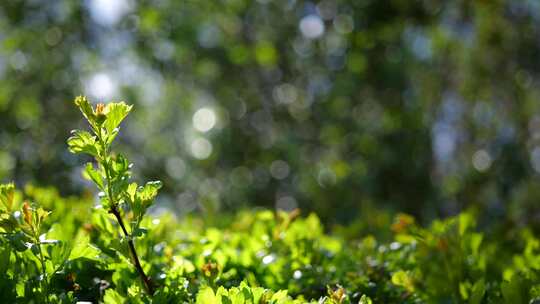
[84,163,104,190]
[0,183,15,211]
[196,287,216,303]
[74,96,96,126]
[138,181,162,207]
[69,233,100,261]
[104,102,133,135]
[67,130,99,157]
[359,295,373,304]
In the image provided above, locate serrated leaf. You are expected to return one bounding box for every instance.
[138,181,162,206]
[126,183,137,202]
[74,96,96,126]
[103,289,126,304]
[47,239,70,268]
[0,183,15,211]
[84,163,104,190]
[67,130,99,156]
[391,270,415,292]
[196,287,216,304]
[69,233,100,261]
[359,295,373,304]
[251,286,265,303]
[270,290,289,301]
[104,102,133,135]
[110,154,131,178]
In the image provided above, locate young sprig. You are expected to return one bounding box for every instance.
[0,183,51,302]
[68,96,161,295]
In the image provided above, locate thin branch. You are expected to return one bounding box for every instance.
[110,207,154,295]
[98,128,155,296]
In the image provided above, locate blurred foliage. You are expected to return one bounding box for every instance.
[2,0,540,226]
[2,185,540,302]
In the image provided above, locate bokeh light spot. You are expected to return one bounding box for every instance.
[270,160,290,180]
[88,0,131,26]
[191,138,213,159]
[472,150,492,172]
[299,15,325,39]
[166,157,186,180]
[530,147,540,173]
[85,72,116,101]
[276,195,297,211]
[193,107,217,132]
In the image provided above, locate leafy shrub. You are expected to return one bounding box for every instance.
[1,97,540,303]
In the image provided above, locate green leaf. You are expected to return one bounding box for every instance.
[130,181,162,220]
[110,154,131,179]
[67,130,99,157]
[126,183,138,202]
[138,181,162,206]
[359,295,373,304]
[6,231,30,252]
[47,239,70,269]
[103,289,126,304]
[196,287,216,304]
[251,286,265,303]
[104,102,133,135]
[0,214,18,232]
[84,163,104,190]
[69,233,100,261]
[221,295,232,304]
[0,246,11,278]
[391,270,415,292]
[270,290,289,301]
[502,275,530,304]
[469,279,485,304]
[74,96,96,126]
[0,183,15,211]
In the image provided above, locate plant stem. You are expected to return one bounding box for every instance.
[98,130,154,296]
[35,235,50,304]
[110,207,155,295]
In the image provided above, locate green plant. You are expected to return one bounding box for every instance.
[67,96,162,296]
[3,180,540,302]
[2,97,540,303]
[0,183,51,301]
[0,183,101,303]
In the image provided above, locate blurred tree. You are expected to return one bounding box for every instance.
[1,0,540,225]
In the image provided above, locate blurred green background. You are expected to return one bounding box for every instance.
[1,0,540,226]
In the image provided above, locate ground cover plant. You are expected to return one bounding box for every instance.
[0,97,540,303]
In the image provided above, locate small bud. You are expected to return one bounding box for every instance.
[95,103,105,115]
[201,261,219,278]
[391,213,415,234]
[83,223,94,232]
[330,287,345,303]
[95,103,107,125]
[22,202,32,226]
